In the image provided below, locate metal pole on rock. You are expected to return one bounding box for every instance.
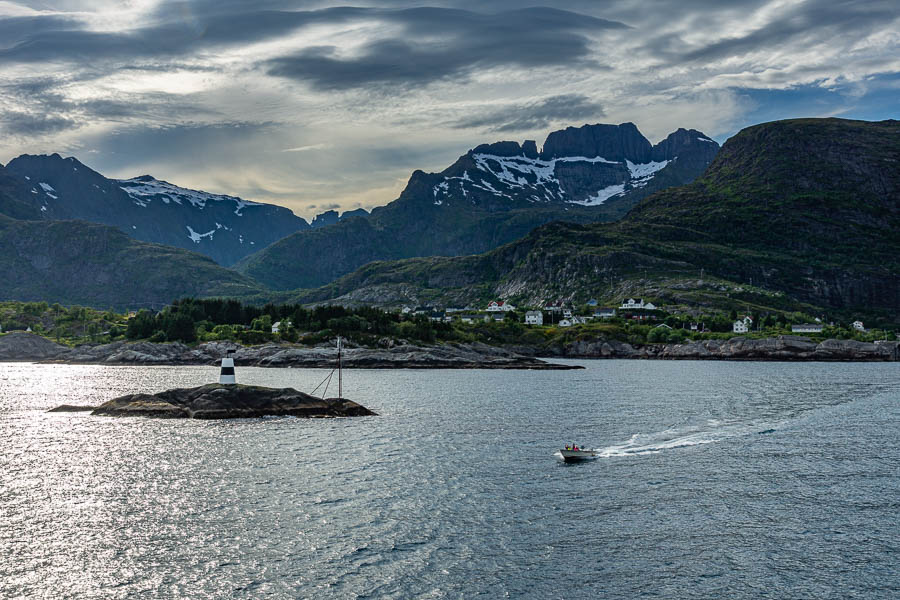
[337,336,343,399]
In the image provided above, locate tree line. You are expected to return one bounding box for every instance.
[125,298,454,344]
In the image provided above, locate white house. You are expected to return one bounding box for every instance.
[594,307,616,319]
[571,316,591,325]
[558,319,573,327]
[732,315,752,334]
[525,311,543,325]
[562,308,573,318]
[852,320,865,332]
[401,306,412,314]
[486,301,516,312]
[620,298,657,311]
[272,321,282,333]
[792,323,824,333]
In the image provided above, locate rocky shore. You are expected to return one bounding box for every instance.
[52,383,376,419]
[0,332,576,369]
[2,332,897,366]
[550,335,900,361]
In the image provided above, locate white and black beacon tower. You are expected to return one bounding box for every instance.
[220,355,236,384]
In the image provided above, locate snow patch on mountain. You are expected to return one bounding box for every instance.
[186,226,216,244]
[626,159,670,179]
[38,182,58,198]
[118,176,262,215]
[432,152,678,206]
[568,183,627,206]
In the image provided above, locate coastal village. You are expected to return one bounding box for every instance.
[0,296,895,351]
[390,297,889,341]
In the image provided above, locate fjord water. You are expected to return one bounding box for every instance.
[1,361,898,599]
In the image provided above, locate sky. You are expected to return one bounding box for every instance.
[0,1,898,219]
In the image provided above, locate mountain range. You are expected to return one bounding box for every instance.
[2,117,895,325]
[2,154,367,266]
[0,121,718,308]
[282,118,899,323]
[0,211,259,308]
[235,123,719,289]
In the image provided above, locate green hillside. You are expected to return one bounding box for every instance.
[0,214,263,309]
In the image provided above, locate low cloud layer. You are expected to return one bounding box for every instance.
[0,0,897,217]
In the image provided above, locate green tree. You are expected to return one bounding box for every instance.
[126,310,157,339]
[250,315,273,332]
[165,313,196,343]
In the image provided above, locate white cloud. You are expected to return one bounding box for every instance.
[282,143,329,152]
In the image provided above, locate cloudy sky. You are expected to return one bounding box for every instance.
[1,0,897,219]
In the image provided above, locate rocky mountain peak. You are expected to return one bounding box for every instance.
[651,128,719,162]
[470,141,527,157]
[540,122,652,162]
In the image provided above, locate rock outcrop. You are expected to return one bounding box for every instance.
[0,332,68,360]
[558,336,900,361]
[88,383,376,419]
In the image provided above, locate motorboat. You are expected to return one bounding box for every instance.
[559,447,598,462]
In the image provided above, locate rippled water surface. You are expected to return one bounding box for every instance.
[1,360,899,599]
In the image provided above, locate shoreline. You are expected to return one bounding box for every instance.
[532,335,900,362]
[0,333,580,370]
[1,332,897,367]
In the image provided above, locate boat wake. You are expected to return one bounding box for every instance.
[596,420,761,458]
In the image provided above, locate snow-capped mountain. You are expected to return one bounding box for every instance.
[5,154,310,266]
[428,124,719,210]
[236,123,720,290]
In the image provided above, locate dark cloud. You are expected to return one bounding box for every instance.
[266,7,625,89]
[0,14,82,47]
[0,6,365,63]
[0,112,79,136]
[449,94,605,132]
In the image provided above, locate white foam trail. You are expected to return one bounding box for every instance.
[598,432,718,457]
[596,421,754,458]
